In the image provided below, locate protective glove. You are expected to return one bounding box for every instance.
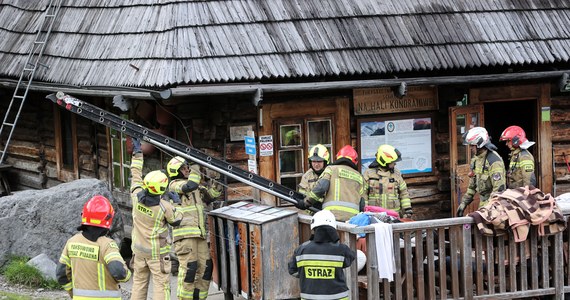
[294,199,307,210]
[132,137,142,154]
[163,191,181,204]
[402,208,413,219]
[456,202,467,217]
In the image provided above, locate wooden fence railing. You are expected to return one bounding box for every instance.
[298,204,570,300]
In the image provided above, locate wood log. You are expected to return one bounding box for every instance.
[5,156,41,172]
[15,170,45,189]
[6,140,40,158]
[555,183,570,195]
[406,175,439,185]
[45,162,57,179]
[551,109,570,123]
[552,124,570,142]
[226,183,254,201]
[225,143,248,161]
[553,145,570,164]
[78,140,93,154]
[44,146,57,162]
[551,96,570,108]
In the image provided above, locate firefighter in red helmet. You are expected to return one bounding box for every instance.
[499,125,536,188]
[295,145,366,222]
[56,195,131,299]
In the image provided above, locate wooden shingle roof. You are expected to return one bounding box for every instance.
[0,0,569,87]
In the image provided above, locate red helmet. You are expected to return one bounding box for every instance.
[336,145,358,164]
[81,195,115,229]
[500,125,527,147]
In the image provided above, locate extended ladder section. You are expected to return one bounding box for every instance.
[0,0,63,164]
[47,92,308,207]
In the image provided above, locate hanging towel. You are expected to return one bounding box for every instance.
[373,222,396,281]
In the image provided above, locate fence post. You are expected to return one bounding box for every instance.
[554,232,564,299]
[462,223,473,300]
[366,232,380,299]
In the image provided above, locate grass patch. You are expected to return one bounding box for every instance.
[1,255,61,290]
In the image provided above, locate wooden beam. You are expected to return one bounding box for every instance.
[539,84,553,194]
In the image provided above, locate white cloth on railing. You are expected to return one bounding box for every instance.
[373,222,396,281]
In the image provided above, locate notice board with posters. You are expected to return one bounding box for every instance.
[358,116,434,175]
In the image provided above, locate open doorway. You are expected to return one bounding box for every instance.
[483,99,537,164]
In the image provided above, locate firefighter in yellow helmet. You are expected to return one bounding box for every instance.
[129,138,183,300]
[167,156,222,300]
[296,145,366,222]
[298,144,330,197]
[363,144,412,219]
[499,125,536,188]
[56,195,131,299]
[456,127,506,217]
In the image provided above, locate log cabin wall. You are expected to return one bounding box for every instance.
[551,90,570,196]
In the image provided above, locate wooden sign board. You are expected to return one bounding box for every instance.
[353,86,438,115]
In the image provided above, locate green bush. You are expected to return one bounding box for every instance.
[2,255,61,290]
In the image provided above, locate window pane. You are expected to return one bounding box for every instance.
[456,114,467,165]
[113,165,121,188]
[123,167,131,190]
[280,124,302,147]
[307,120,332,146]
[112,139,121,163]
[279,149,303,174]
[469,113,480,128]
[280,177,301,193]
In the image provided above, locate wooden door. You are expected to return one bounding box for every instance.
[449,104,484,217]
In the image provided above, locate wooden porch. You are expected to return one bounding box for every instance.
[298,202,570,300]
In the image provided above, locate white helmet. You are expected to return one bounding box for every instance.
[463,127,489,148]
[311,210,337,230]
[357,250,367,272]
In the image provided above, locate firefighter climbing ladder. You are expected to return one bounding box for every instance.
[0,0,63,165]
[47,92,310,208]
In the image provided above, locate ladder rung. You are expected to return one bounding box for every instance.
[34,41,46,44]
[3,122,14,127]
[45,14,56,17]
[23,68,35,72]
[13,96,25,99]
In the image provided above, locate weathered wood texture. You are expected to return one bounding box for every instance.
[552,95,570,197]
[1,1,570,86]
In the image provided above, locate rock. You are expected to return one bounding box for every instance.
[0,179,125,268]
[26,254,57,281]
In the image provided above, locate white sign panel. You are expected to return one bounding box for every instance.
[248,159,257,174]
[360,118,432,174]
[259,135,274,156]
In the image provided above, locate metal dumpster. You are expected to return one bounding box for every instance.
[208,201,300,299]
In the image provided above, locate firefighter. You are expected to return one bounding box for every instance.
[363,144,412,219]
[56,195,131,299]
[298,144,330,196]
[499,125,536,188]
[295,145,366,222]
[288,210,355,300]
[130,138,183,300]
[167,156,221,300]
[456,127,506,217]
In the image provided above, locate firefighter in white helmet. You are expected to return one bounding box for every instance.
[129,138,183,300]
[288,210,355,299]
[363,144,412,219]
[56,195,131,299]
[167,156,221,300]
[456,127,506,216]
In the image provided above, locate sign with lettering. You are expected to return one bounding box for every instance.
[353,86,438,115]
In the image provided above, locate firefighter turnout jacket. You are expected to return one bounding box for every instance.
[507,148,536,188]
[306,164,366,222]
[130,153,183,260]
[462,148,506,207]
[58,233,131,299]
[299,169,320,196]
[363,166,411,214]
[288,233,355,299]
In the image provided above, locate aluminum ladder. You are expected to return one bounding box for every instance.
[0,0,63,164]
[47,92,313,210]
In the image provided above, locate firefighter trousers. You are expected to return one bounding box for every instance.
[174,237,211,300]
[130,255,172,300]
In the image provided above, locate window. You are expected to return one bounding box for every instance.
[110,114,131,190]
[276,118,333,205]
[54,106,78,180]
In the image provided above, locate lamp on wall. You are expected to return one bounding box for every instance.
[392,82,407,98]
[559,73,570,92]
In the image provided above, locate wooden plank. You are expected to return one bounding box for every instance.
[474,230,484,294]
[425,228,436,300]
[216,218,229,294]
[449,227,460,298]
[403,231,414,299]
[508,236,517,292]
[208,216,220,288]
[394,229,403,300]
[249,224,263,300]
[485,236,495,294]
[540,236,549,289]
[497,236,506,293]
[438,227,447,300]
[227,220,239,296]
[554,233,564,298]
[539,84,553,194]
[366,232,380,299]
[461,224,473,299]
[519,240,528,291]
[237,222,250,299]
[414,229,425,300]
[530,228,539,289]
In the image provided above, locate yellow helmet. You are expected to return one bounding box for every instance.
[376,144,402,167]
[308,144,330,163]
[143,170,169,195]
[167,156,187,178]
